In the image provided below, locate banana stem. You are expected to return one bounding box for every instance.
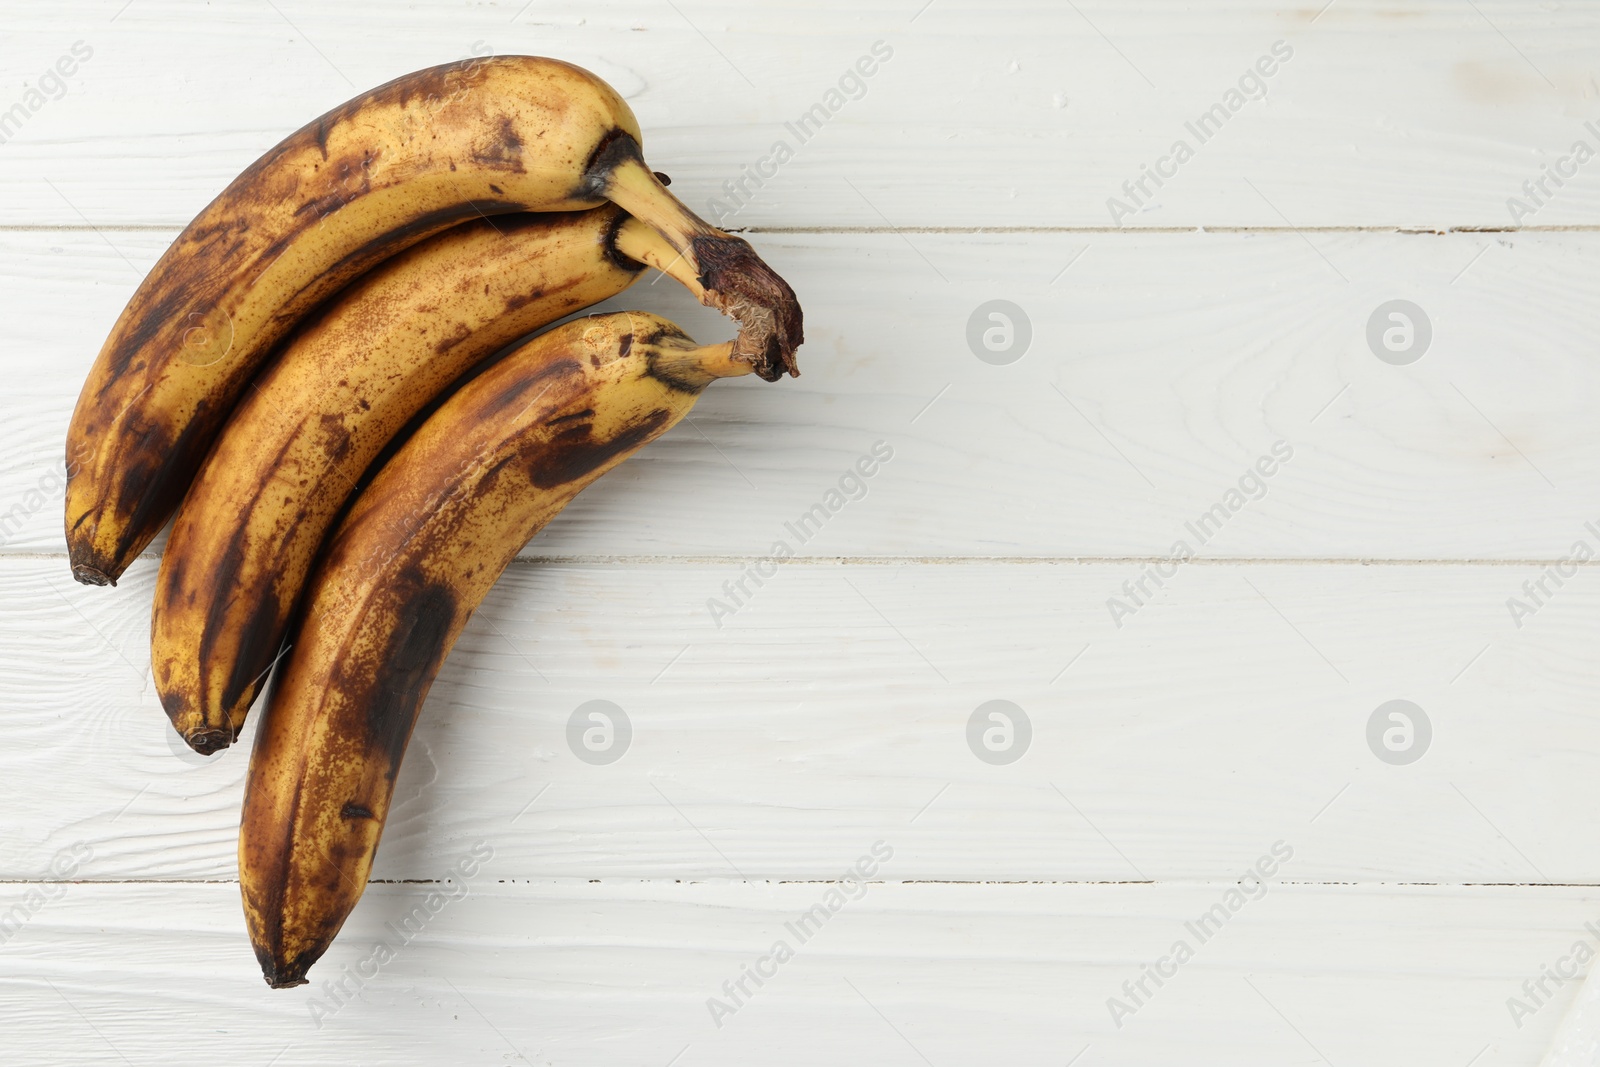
[602,153,717,255]
[612,216,707,301]
[593,145,803,382]
[649,339,751,389]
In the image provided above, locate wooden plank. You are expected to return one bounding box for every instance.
[13,4,1600,1063]
[4,557,1596,883]
[0,879,1586,1065]
[6,228,1600,560]
[1,1,1596,228]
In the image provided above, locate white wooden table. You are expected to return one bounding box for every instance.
[3,2,1599,1063]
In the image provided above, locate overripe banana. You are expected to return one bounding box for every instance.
[239,310,748,987]
[151,205,705,755]
[65,54,801,586]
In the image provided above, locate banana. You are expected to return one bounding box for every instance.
[239,311,750,987]
[151,204,704,755]
[65,54,801,586]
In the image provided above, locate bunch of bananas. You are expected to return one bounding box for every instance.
[62,56,802,988]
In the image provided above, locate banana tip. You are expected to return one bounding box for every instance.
[254,942,312,988]
[70,561,115,587]
[183,728,233,756]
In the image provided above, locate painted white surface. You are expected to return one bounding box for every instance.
[1539,961,1600,1067]
[7,557,1600,885]
[4,2,1600,229]
[8,227,1600,561]
[2,1,1598,1064]
[0,881,1592,1066]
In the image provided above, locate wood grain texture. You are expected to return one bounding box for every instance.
[5,228,1600,560]
[0,880,1589,1066]
[1,2,1598,228]
[4,557,1595,884]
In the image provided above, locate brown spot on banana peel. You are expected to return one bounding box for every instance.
[472,117,526,171]
[214,592,283,741]
[68,393,216,584]
[433,322,475,354]
[531,410,670,488]
[477,358,587,421]
[306,200,527,305]
[313,116,331,161]
[361,581,457,781]
[645,322,693,346]
[545,408,596,427]
[95,277,191,383]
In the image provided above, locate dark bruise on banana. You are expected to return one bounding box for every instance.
[240,312,750,988]
[64,55,803,587]
[150,205,675,756]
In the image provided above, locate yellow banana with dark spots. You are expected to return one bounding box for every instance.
[239,311,752,988]
[150,205,706,755]
[65,55,802,586]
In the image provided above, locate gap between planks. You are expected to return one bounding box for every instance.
[1,878,1597,887]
